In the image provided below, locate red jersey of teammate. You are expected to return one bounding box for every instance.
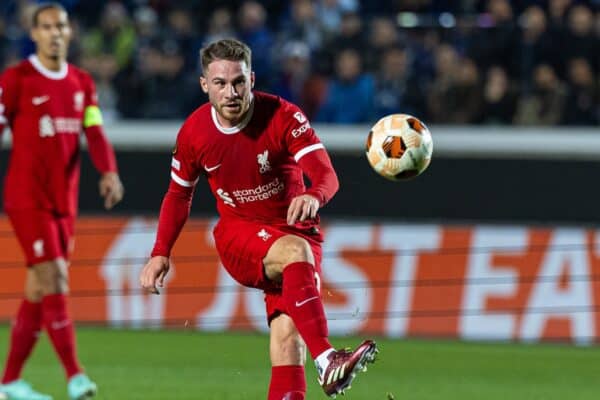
[0,55,117,216]
[171,91,327,225]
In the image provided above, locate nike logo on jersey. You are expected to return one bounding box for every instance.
[295,296,319,307]
[204,164,221,172]
[32,95,50,105]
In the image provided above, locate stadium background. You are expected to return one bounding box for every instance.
[1,0,599,399]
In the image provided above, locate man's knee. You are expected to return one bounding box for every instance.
[31,259,69,294]
[264,235,315,279]
[276,235,314,265]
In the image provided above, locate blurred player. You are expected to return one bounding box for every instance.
[139,38,377,399]
[0,3,123,400]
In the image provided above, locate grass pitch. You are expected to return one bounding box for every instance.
[1,325,599,399]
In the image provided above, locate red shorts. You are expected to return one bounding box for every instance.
[5,209,75,266]
[213,218,323,324]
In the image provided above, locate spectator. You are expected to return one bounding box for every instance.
[548,0,572,29]
[468,0,519,77]
[118,39,199,119]
[564,5,597,73]
[364,17,400,72]
[315,0,359,36]
[164,8,202,74]
[480,65,518,124]
[372,46,425,120]
[81,2,135,71]
[318,11,366,75]
[237,1,274,90]
[427,43,459,122]
[518,5,557,88]
[278,0,324,53]
[0,0,595,126]
[315,48,375,123]
[514,63,566,125]
[271,40,312,106]
[202,7,237,46]
[449,57,483,123]
[561,58,598,125]
[132,6,160,49]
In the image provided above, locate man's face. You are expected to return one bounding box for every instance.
[200,59,254,127]
[31,8,71,61]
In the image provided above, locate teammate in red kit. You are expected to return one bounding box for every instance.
[140,38,377,399]
[0,4,123,400]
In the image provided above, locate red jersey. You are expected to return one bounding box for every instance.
[0,55,116,216]
[171,91,325,225]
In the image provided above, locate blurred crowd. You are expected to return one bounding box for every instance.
[0,0,598,125]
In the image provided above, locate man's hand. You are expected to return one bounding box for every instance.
[99,172,124,210]
[287,193,320,225]
[140,256,170,295]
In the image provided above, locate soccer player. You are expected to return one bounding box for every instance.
[139,38,378,399]
[0,3,124,400]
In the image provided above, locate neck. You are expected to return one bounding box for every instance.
[36,52,64,71]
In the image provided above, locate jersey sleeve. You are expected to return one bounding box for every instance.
[0,68,20,137]
[82,72,102,127]
[279,100,339,205]
[170,122,201,188]
[81,72,118,173]
[279,101,325,162]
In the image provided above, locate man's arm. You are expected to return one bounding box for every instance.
[83,120,124,209]
[82,73,123,209]
[151,180,195,257]
[287,149,339,225]
[140,180,194,294]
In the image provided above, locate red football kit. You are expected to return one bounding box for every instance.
[0,55,117,265]
[152,91,338,321]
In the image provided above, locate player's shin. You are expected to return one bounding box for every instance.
[268,366,306,400]
[41,294,82,378]
[1,300,42,383]
[281,262,333,360]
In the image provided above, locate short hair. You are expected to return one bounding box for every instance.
[32,2,68,27]
[200,39,252,74]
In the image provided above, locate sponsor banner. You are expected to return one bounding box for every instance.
[1,217,598,344]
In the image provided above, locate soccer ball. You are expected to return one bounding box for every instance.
[365,114,433,181]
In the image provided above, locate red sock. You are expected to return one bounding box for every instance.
[268,365,306,400]
[1,300,42,383]
[282,262,332,359]
[41,294,82,379]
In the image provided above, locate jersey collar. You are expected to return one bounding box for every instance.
[211,93,255,135]
[28,55,68,80]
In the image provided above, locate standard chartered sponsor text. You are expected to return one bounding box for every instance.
[232,178,285,203]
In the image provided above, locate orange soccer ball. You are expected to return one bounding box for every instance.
[365,114,433,181]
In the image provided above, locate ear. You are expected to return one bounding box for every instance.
[250,71,255,89]
[199,76,208,93]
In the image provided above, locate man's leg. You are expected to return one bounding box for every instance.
[268,314,306,400]
[1,271,43,384]
[264,235,378,397]
[34,260,97,400]
[264,235,332,360]
[33,260,82,379]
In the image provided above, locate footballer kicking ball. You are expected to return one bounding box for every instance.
[365,113,433,181]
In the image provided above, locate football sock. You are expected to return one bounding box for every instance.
[315,348,335,376]
[282,262,333,359]
[268,365,306,400]
[1,300,42,383]
[42,294,82,378]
